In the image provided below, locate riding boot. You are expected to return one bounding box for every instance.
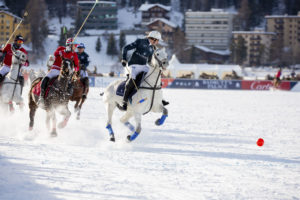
[18,76,24,95]
[0,74,4,84]
[38,77,50,108]
[121,79,135,111]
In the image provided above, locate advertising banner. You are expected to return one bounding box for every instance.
[166,79,242,89]
[241,80,291,90]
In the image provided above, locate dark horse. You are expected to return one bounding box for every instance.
[69,73,89,120]
[28,59,73,137]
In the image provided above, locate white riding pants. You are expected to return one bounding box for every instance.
[80,70,88,78]
[0,65,11,76]
[130,64,149,79]
[46,68,60,79]
[0,65,23,76]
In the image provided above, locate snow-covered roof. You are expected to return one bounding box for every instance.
[146,18,177,28]
[265,15,300,18]
[186,45,230,56]
[232,31,276,35]
[0,10,22,20]
[77,1,116,4]
[168,54,241,77]
[139,3,171,12]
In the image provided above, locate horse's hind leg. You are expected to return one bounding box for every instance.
[120,112,135,131]
[29,96,38,131]
[127,113,141,142]
[105,103,116,142]
[155,105,168,126]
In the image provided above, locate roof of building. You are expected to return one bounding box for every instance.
[139,3,171,12]
[77,1,116,4]
[146,18,177,28]
[265,15,300,18]
[192,45,230,56]
[168,54,241,73]
[232,31,276,35]
[0,10,22,20]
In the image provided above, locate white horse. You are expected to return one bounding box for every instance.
[0,49,27,112]
[102,48,169,142]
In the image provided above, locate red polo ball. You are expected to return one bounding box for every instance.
[257,138,264,147]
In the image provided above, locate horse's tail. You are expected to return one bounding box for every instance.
[28,77,42,104]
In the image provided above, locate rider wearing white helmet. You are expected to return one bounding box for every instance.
[120,30,162,111]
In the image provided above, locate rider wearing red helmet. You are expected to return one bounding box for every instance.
[38,37,80,108]
[0,35,29,85]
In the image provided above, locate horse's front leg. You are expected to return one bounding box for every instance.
[58,104,71,129]
[105,103,116,142]
[47,110,57,137]
[155,105,168,126]
[127,113,141,142]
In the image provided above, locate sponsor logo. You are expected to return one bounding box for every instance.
[250,81,273,90]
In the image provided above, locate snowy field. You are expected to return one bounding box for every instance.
[1,87,300,200]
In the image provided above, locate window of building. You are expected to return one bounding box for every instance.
[6,32,9,35]
[6,20,9,25]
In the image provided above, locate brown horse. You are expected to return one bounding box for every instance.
[69,73,89,120]
[28,59,73,137]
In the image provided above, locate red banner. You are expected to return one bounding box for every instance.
[161,78,174,88]
[241,80,291,90]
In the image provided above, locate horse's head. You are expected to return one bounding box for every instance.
[12,50,27,65]
[152,48,169,70]
[60,58,73,77]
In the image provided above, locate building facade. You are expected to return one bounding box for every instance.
[185,9,234,50]
[77,1,117,30]
[139,3,171,26]
[232,30,276,66]
[0,10,31,44]
[265,12,300,63]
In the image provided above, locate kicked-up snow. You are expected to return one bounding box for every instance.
[0,87,300,200]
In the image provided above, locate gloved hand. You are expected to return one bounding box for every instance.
[24,60,30,67]
[121,60,127,67]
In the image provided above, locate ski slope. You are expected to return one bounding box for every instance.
[1,87,300,200]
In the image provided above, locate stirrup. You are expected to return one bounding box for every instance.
[120,102,127,111]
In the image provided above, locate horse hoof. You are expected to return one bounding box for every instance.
[50,130,57,137]
[127,135,131,142]
[110,137,115,142]
[58,121,67,129]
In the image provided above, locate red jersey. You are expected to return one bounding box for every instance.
[52,46,79,72]
[1,44,28,67]
[276,70,281,78]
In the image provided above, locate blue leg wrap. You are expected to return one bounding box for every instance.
[130,132,139,141]
[124,122,135,132]
[106,124,114,135]
[158,115,168,125]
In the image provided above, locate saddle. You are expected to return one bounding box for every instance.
[32,76,58,97]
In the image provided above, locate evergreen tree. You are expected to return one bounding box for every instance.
[4,0,29,16]
[58,26,72,46]
[25,0,48,56]
[96,36,101,53]
[189,46,198,63]
[119,31,126,51]
[236,36,247,65]
[238,0,251,30]
[106,33,118,56]
[231,36,247,65]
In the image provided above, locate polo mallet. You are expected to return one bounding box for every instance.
[73,0,98,42]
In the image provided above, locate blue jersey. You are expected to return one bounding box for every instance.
[77,51,89,70]
[122,38,154,66]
